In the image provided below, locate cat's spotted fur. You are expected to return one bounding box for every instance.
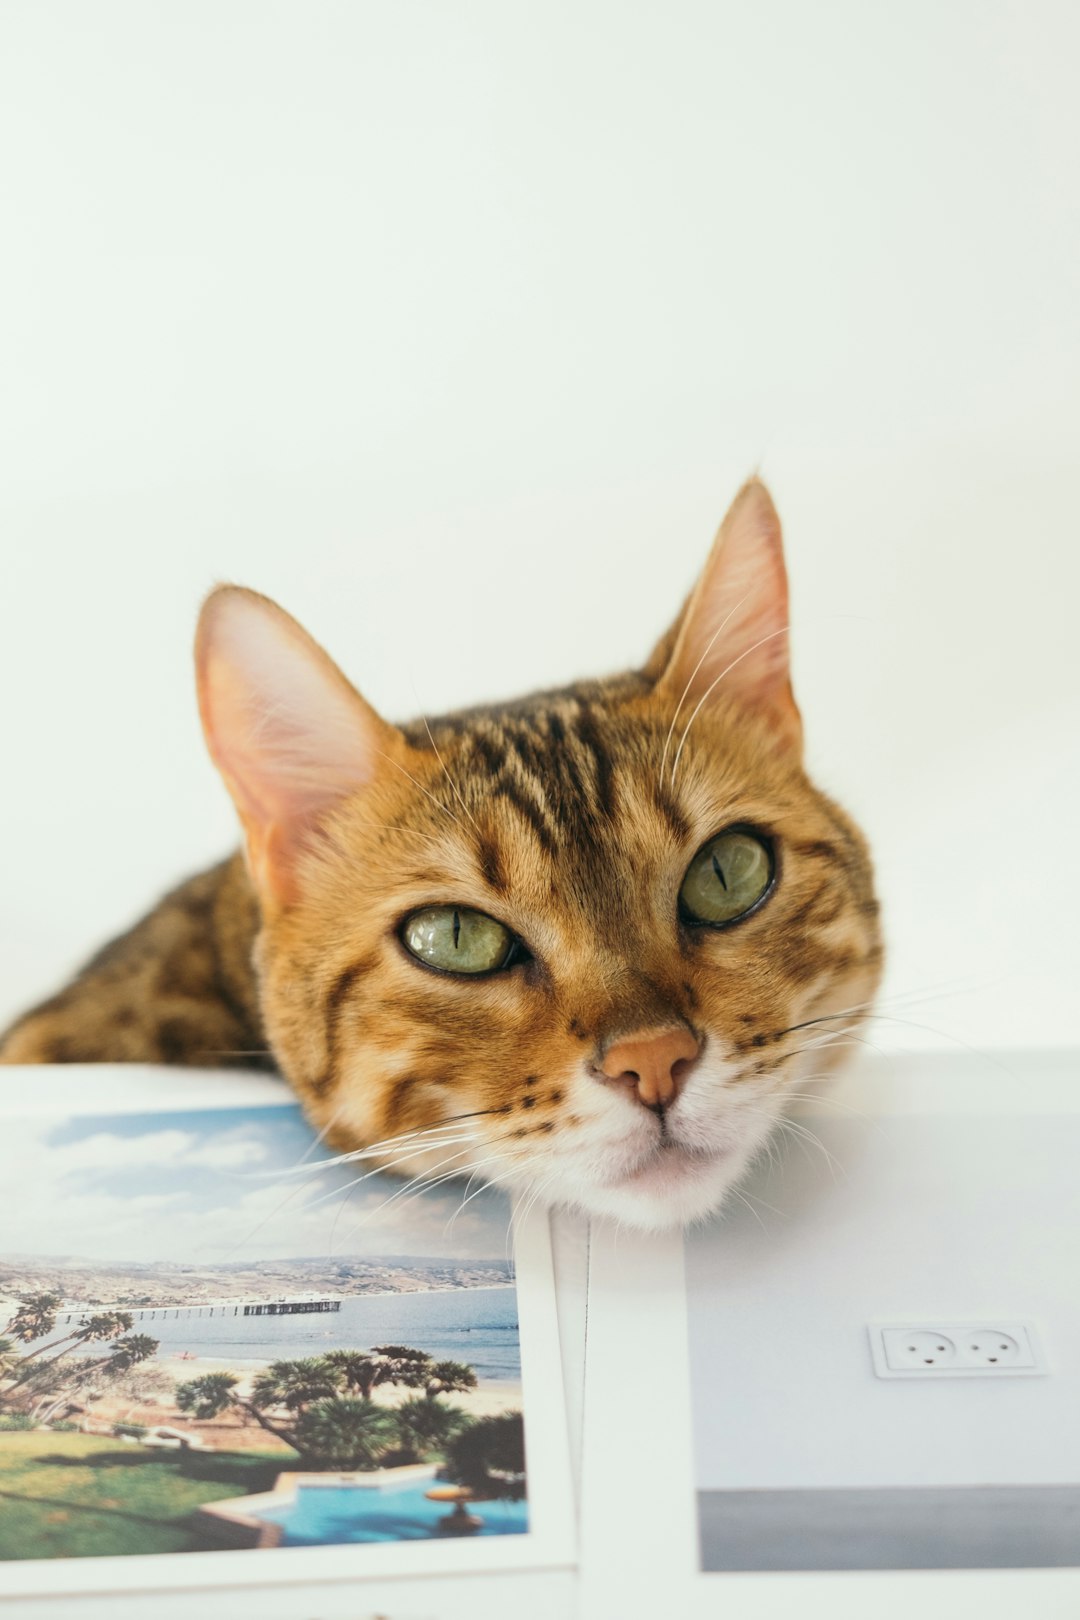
[0,481,882,1227]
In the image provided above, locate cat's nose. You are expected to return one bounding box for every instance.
[597,1027,700,1111]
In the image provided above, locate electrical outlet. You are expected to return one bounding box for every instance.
[869,1321,1045,1379]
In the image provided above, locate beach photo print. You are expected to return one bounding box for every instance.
[0,1070,573,1598]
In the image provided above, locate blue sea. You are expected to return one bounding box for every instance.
[119,1286,521,1381]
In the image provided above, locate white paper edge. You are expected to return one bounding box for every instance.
[0,1067,576,1597]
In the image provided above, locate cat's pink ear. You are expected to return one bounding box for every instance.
[196,586,405,908]
[649,478,802,751]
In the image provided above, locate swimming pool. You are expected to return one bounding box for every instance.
[256,1479,529,1545]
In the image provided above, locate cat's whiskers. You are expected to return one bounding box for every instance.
[363,1141,506,1214]
[777,1086,871,1120]
[374,747,466,831]
[727,1187,770,1229]
[349,817,451,856]
[670,623,791,787]
[340,1145,516,1242]
[779,1003,1020,1080]
[510,1165,563,1247]
[444,1164,515,1238]
[772,1115,844,1178]
[221,1097,356,1256]
[774,971,1002,1043]
[658,593,749,785]
[735,1101,844,1181]
[263,1115,496,1179]
[327,1145,495,1244]
[418,713,482,837]
[300,1136,484,1213]
[252,1135,480,1183]
[781,1026,890,1064]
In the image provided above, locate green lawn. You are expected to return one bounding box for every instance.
[0,1433,286,1559]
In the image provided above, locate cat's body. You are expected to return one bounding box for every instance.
[0,854,265,1069]
[1,482,882,1227]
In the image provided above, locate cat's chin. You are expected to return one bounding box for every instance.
[564,1141,753,1231]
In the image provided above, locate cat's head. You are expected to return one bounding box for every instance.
[196,480,881,1229]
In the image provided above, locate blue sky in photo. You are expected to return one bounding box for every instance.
[1,1104,514,1264]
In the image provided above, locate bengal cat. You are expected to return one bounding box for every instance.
[0,480,882,1227]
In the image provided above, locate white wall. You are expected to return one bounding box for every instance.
[1,1,1078,1050]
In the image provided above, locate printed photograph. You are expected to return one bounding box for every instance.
[683,1108,1080,1573]
[0,1104,528,1560]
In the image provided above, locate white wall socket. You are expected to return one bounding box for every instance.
[869,1321,1046,1379]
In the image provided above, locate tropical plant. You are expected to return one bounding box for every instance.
[390,1397,470,1462]
[175,1372,238,1420]
[0,1311,156,1423]
[445,1411,526,1501]
[174,1349,479,1471]
[251,1357,341,1412]
[102,1334,156,1375]
[4,1293,63,1345]
[291,1399,398,1469]
[422,1359,478,1402]
[1,1309,137,1394]
[25,1356,103,1426]
[321,1349,411,1400]
[80,1312,136,1343]
[342,1345,479,1403]
[369,1344,431,1367]
[28,1339,159,1428]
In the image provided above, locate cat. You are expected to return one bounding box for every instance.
[0,480,882,1228]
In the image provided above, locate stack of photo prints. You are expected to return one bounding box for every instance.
[1,1054,1078,1616]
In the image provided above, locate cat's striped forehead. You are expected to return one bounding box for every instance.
[396,685,800,900]
[314,670,871,992]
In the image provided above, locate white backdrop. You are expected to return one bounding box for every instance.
[2,0,1077,1051]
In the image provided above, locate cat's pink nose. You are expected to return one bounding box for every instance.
[598,1027,700,1110]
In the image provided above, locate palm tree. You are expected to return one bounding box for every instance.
[322,1350,390,1399]
[102,1334,156,1375]
[252,1357,341,1412]
[368,1345,433,1392]
[423,1360,478,1402]
[176,1372,238,1420]
[177,1360,406,1468]
[445,1411,526,1501]
[0,1338,20,1380]
[80,1312,135,1342]
[3,1309,138,1395]
[5,1294,64,1349]
[291,1398,398,1469]
[391,1397,470,1461]
[29,1334,158,1426]
[370,1344,430,1363]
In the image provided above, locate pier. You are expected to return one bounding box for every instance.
[55,1295,342,1324]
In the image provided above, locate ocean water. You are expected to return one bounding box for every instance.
[121,1285,521,1381]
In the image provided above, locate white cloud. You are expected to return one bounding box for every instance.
[0,1114,509,1265]
[37,1127,271,1177]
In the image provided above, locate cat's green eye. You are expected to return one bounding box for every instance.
[679,829,775,928]
[400,906,519,976]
